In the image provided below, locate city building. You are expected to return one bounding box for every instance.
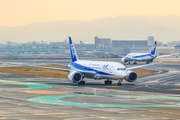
[167,40,180,46]
[111,47,130,55]
[175,44,180,53]
[147,36,154,46]
[112,40,147,47]
[111,40,149,55]
[157,42,163,47]
[95,36,111,48]
[156,47,175,55]
[0,36,178,58]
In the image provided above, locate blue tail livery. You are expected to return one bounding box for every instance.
[69,36,79,62]
[150,41,157,55]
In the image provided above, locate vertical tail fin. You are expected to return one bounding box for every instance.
[150,41,157,55]
[69,36,79,62]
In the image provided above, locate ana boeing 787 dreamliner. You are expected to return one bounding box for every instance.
[30,37,161,86]
[121,41,179,64]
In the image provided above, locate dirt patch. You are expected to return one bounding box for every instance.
[0,65,158,78]
[0,65,68,78]
[132,68,158,76]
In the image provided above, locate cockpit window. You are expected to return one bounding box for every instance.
[117,68,126,70]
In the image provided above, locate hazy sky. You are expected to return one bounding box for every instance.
[0,0,180,27]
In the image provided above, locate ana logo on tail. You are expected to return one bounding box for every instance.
[70,44,76,59]
[151,45,155,53]
[151,41,157,55]
[69,36,78,62]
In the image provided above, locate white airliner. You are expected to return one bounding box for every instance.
[30,37,161,86]
[121,41,179,64]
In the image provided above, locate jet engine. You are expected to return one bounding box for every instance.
[125,71,137,82]
[68,71,83,83]
[121,58,128,63]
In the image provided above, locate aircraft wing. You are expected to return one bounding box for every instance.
[28,65,97,77]
[51,63,69,67]
[126,61,162,70]
[2,62,70,72]
[156,53,180,58]
[27,65,70,72]
[3,62,96,75]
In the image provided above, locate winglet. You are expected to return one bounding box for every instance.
[69,36,79,62]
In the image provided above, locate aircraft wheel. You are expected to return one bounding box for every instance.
[82,81,85,85]
[78,82,82,85]
[105,81,112,85]
[78,81,85,85]
[118,82,121,86]
[109,81,112,85]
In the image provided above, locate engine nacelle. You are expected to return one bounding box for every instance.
[121,58,128,63]
[125,71,137,82]
[68,71,83,83]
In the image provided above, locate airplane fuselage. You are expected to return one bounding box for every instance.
[126,53,156,61]
[121,41,157,64]
[68,60,127,80]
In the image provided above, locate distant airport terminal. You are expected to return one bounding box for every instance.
[0,36,179,59]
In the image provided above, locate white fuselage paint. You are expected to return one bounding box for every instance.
[68,60,127,80]
[125,53,155,61]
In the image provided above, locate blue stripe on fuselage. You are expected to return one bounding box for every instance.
[70,62,114,76]
[132,54,154,59]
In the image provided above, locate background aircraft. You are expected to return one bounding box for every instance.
[121,41,179,64]
[29,37,161,86]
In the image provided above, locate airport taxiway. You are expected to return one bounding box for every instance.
[0,61,180,119]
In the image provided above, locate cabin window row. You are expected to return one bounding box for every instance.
[117,68,126,70]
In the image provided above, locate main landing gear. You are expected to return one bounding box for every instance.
[104,79,112,85]
[146,61,150,64]
[133,62,137,64]
[117,80,123,86]
[78,81,85,85]
[128,61,130,64]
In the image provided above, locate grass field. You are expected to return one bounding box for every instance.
[0,65,158,79]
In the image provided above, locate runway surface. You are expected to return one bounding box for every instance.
[0,60,180,119]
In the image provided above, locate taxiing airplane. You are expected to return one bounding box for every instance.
[121,41,179,64]
[29,37,161,86]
